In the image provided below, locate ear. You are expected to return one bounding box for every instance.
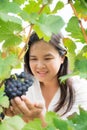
[61,56,65,64]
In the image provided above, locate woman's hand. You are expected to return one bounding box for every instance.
[4,106,15,117]
[5,96,47,127]
[7,95,44,122]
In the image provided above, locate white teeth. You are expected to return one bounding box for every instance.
[38,72,46,74]
[37,71,47,74]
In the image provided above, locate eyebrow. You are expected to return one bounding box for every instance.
[30,53,54,57]
[30,55,36,57]
[44,53,54,57]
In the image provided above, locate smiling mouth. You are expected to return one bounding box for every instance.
[37,71,48,76]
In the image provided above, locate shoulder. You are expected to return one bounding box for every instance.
[71,76,87,91]
[62,76,87,118]
[71,76,87,110]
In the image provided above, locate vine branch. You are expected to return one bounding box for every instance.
[18,24,33,59]
[69,1,87,43]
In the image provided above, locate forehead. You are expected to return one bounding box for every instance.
[30,40,57,53]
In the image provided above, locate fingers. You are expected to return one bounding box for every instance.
[21,95,44,109]
[21,95,35,110]
[11,99,21,115]
[21,95,44,117]
[9,96,44,120]
[4,106,15,116]
[11,97,31,116]
[34,102,44,109]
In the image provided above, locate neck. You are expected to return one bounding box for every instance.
[40,79,59,90]
[40,79,59,110]
[40,82,59,92]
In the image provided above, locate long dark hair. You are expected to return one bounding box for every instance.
[24,32,75,115]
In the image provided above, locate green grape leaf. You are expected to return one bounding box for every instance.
[41,5,51,14]
[45,111,58,126]
[13,0,25,5]
[76,45,87,59]
[74,45,87,77]
[25,12,39,24]
[66,17,85,43]
[5,54,20,67]
[34,13,65,40]
[0,116,25,130]
[0,1,21,14]
[63,38,76,53]
[60,45,87,80]
[0,54,19,80]
[23,0,41,14]
[79,72,87,79]
[33,25,51,41]
[45,111,74,130]
[21,0,51,21]
[53,118,73,130]
[74,59,87,72]
[0,12,22,24]
[0,89,9,108]
[45,125,56,130]
[0,106,3,113]
[59,72,79,83]
[42,0,53,5]
[68,108,87,130]
[63,38,76,71]
[0,59,11,80]
[22,118,43,130]
[52,1,64,14]
[20,1,43,21]
[74,0,87,21]
[0,19,22,47]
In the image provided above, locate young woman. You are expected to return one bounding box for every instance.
[5,32,87,126]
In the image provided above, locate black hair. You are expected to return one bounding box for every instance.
[24,32,75,115]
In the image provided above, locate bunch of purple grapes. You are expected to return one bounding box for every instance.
[4,72,34,100]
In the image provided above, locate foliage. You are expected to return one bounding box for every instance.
[0,0,87,129]
[1,108,87,130]
[0,116,25,130]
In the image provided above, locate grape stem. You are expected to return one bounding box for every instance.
[0,80,4,88]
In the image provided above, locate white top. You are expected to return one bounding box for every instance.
[26,76,87,119]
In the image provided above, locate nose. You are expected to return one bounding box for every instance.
[37,61,45,69]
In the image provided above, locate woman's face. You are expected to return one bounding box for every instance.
[29,40,64,83]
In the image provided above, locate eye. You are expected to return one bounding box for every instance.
[45,58,53,60]
[30,58,37,61]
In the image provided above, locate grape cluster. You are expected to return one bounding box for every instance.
[4,72,34,100]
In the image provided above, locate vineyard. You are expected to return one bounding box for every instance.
[0,0,87,130]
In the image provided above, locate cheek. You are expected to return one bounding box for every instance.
[51,64,61,72]
[29,62,35,72]
[49,60,62,72]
